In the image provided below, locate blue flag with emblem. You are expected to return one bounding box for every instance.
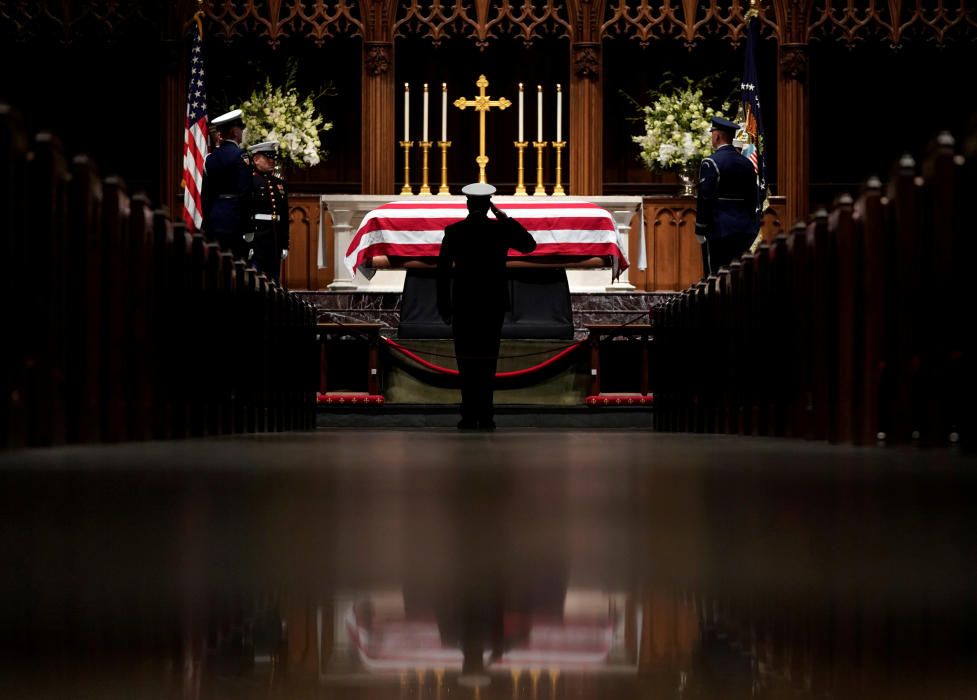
[741,13,767,224]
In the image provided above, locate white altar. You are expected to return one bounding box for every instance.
[316,194,645,293]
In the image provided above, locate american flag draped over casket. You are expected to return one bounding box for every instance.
[344,199,629,279]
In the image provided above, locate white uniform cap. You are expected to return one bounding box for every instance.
[247,140,279,155]
[212,109,243,126]
[461,182,496,197]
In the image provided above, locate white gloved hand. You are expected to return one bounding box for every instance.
[281,249,289,260]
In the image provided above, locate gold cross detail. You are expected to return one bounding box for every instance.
[453,74,511,184]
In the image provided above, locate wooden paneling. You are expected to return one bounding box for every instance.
[631,195,787,292]
[283,195,332,291]
[638,197,700,292]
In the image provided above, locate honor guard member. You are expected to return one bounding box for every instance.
[695,116,760,276]
[436,183,537,431]
[201,108,252,258]
[245,141,289,284]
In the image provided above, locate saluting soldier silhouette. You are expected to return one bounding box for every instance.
[437,183,537,431]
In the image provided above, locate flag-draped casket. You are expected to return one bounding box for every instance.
[345,199,630,280]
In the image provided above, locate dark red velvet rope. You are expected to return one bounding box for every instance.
[382,336,585,378]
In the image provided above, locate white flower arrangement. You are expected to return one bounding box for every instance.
[632,81,730,172]
[242,77,332,168]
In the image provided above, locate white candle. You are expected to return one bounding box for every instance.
[404,83,410,141]
[422,83,429,143]
[441,83,447,142]
[518,83,524,142]
[537,84,542,142]
[556,83,562,142]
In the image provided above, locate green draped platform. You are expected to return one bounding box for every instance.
[382,339,590,405]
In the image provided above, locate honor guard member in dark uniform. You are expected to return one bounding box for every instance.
[245,141,289,284]
[201,109,252,258]
[437,183,537,431]
[695,116,760,276]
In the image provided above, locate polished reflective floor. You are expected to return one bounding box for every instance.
[1,430,975,699]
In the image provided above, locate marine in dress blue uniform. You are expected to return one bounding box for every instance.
[436,183,537,430]
[245,141,289,284]
[201,109,252,258]
[695,116,760,276]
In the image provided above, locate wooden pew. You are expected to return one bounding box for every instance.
[855,178,885,445]
[0,106,318,447]
[66,155,104,444]
[651,125,972,448]
[101,176,130,442]
[0,105,30,447]
[127,194,155,441]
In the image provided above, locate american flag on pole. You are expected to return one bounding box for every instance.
[182,18,208,232]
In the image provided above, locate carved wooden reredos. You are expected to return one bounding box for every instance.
[198,0,977,48]
[3,1,972,48]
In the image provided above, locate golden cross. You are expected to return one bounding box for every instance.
[453,74,511,184]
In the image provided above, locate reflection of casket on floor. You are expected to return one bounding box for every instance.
[347,200,630,340]
[344,200,629,280]
[344,590,618,673]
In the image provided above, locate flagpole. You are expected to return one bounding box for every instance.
[194,0,204,36]
[744,0,767,252]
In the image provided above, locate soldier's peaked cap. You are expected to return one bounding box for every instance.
[212,109,244,128]
[247,141,279,156]
[461,182,496,197]
[709,116,740,133]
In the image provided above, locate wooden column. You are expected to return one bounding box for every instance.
[161,51,183,215]
[569,42,602,196]
[777,43,810,226]
[362,41,395,194]
[161,3,192,214]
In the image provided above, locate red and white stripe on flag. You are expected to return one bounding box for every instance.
[182,25,208,232]
[344,199,629,279]
[742,143,759,174]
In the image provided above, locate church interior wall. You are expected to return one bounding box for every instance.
[0,37,165,202]
[601,36,780,196]
[393,35,571,192]
[808,41,977,210]
[1,1,975,213]
[204,35,364,195]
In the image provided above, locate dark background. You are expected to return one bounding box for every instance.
[2,18,975,209]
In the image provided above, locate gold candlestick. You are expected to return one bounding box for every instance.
[532,141,548,197]
[419,141,433,195]
[551,140,566,196]
[514,141,529,195]
[399,140,414,195]
[437,140,452,196]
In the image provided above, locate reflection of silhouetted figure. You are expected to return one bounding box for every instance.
[404,462,568,689]
[436,183,537,430]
